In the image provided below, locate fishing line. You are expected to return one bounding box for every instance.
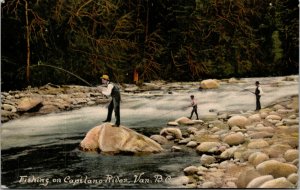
[30,61,93,87]
[230,84,255,94]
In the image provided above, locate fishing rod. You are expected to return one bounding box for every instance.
[230,84,255,94]
[30,61,93,87]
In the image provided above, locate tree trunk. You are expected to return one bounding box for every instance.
[25,0,30,82]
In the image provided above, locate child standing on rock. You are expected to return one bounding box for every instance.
[188,95,199,120]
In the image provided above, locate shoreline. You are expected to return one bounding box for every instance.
[1,75,298,123]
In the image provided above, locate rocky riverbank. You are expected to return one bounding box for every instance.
[148,95,299,188]
[1,84,109,123]
[2,75,298,123]
[1,75,298,188]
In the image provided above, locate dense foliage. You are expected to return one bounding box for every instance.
[1,0,299,90]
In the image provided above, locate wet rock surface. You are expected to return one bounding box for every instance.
[151,94,299,188]
[1,84,109,123]
[2,76,299,188]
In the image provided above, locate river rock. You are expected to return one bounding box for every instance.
[167,121,179,126]
[264,144,292,158]
[220,146,238,159]
[247,139,269,149]
[178,138,191,144]
[256,160,298,178]
[17,97,43,112]
[282,119,299,125]
[248,152,269,166]
[228,77,240,83]
[39,105,60,114]
[287,173,298,184]
[260,112,268,119]
[288,114,297,119]
[236,168,261,188]
[196,142,221,154]
[166,135,174,140]
[222,132,245,146]
[227,115,249,128]
[183,166,199,175]
[291,159,298,166]
[273,104,286,110]
[234,149,258,162]
[150,135,168,145]
[200,79,220,89]
[248,114,261,123]
[259,177,294,188]
[246,175,274,188]
[2,104,17,113]
[187,127,198,134]
[1,110,19,122]
[248,131,273,139]
[80,123,163,154]
[186,141,198,148]
[124,86,139,92]
[201,181,217,188]
[140,83,161,91]
[171,146,182,152]
[218,113,229,120]
[283,149,299,162]
[277,109,295,114]
[175,117,195,125]
[266,114,282,120]
[200,154,216,165]
[160,127,182,139]
[252,126,275,133]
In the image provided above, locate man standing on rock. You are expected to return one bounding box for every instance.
[188,95,199,120]
[254,81,263,111]
[101,74,121,127]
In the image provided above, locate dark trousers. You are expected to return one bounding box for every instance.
[190,105,199,119]
[256,95,261,110]
[105,97,120,125]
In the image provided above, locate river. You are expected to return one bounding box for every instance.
[1,76,298,188]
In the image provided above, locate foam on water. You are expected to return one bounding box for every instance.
[1,76,298,149]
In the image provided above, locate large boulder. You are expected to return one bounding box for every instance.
[256,160,298,178]
[80,123,163,154]
[17,97,43,112]
[200,79,220,89]
[259,177,294,188]
[227,115,249,128]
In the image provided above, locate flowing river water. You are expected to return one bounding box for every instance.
[1,76,298,188]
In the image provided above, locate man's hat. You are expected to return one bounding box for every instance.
[101,74,109,81]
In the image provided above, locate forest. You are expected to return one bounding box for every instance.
[1,0,299,90]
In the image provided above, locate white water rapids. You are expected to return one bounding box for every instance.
[1,76,298,150]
